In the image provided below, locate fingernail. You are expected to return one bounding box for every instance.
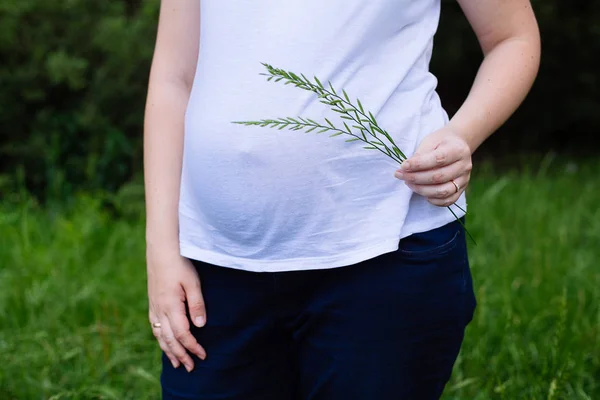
[195,316,205,327]
[394,170,404,179]
[171,360,179,369]
[196,347,206,360]
[401,161,411,170]
[185,364,194,372]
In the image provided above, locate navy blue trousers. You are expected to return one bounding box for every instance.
[161,219,476,400]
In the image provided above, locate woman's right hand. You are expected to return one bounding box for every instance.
[147,250,207,372]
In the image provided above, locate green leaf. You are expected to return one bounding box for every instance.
[317,128,330,133]
[343,122,351,133]
[314,76,324,89]
[329,132,344,137]
[369,111,377,124]
[357,98,365,114]
[340,115,353,120]
[328,81,337,95]
[345,137,361,142]
[325,118,335,129]
[380,129,396,144]
[370,124,384,134]
[392,146,405,160]
[342,89,350,103]
[306,126,317,133]
[363,146,377,150]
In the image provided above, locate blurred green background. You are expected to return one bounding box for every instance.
[0,0,598,399]
[1,0,599,199]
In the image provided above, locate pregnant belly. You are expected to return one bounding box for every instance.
[181,138,332,246]
[180,124,398,251]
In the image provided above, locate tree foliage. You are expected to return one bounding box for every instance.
[0,0,158,198]
[0,0,597,199]
[434,0,600,156]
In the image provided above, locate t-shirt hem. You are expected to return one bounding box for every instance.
[180,238,402,273]
[180,208,466,273]
[400,206,467,239]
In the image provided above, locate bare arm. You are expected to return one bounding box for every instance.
[144,0,206,373]
[448,0,541,152]
[144,0,199,253]
[395,0,541,206]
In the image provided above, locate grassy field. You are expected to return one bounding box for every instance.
[1,158,599,399]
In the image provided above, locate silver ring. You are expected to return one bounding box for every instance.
[152,322,162,329]
[451,179,460,193]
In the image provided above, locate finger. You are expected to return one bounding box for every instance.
[407,180,461,200]
[168,305,207,361]
[154,327,180,369]
[150,310,180,368]
[160,315,196,372]
[397,160,464,186]
[401,142,463,172]
[428,191,462,207]
[183,278,207,328]
[426,179,465,206]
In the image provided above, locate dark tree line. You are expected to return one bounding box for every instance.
[0,0,597,199]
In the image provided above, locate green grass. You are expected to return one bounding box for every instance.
[1,159,599,399]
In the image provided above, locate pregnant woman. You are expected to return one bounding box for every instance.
[143,1,540,399]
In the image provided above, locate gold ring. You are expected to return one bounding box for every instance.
[451,179,460,193]
[152,322,162,329]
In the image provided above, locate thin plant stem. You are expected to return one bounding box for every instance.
[231,118,401,163]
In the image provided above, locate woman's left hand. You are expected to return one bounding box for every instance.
[394,127,473,207]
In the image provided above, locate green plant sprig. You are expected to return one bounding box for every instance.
[232,62,473,243]
[251,62,407,165]
[232,116,405,165]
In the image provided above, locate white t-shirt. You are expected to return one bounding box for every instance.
[179,0,467,272]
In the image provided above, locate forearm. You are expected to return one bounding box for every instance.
[447,36,541,153]
[143,1,199,258]
[144,79,191,255]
